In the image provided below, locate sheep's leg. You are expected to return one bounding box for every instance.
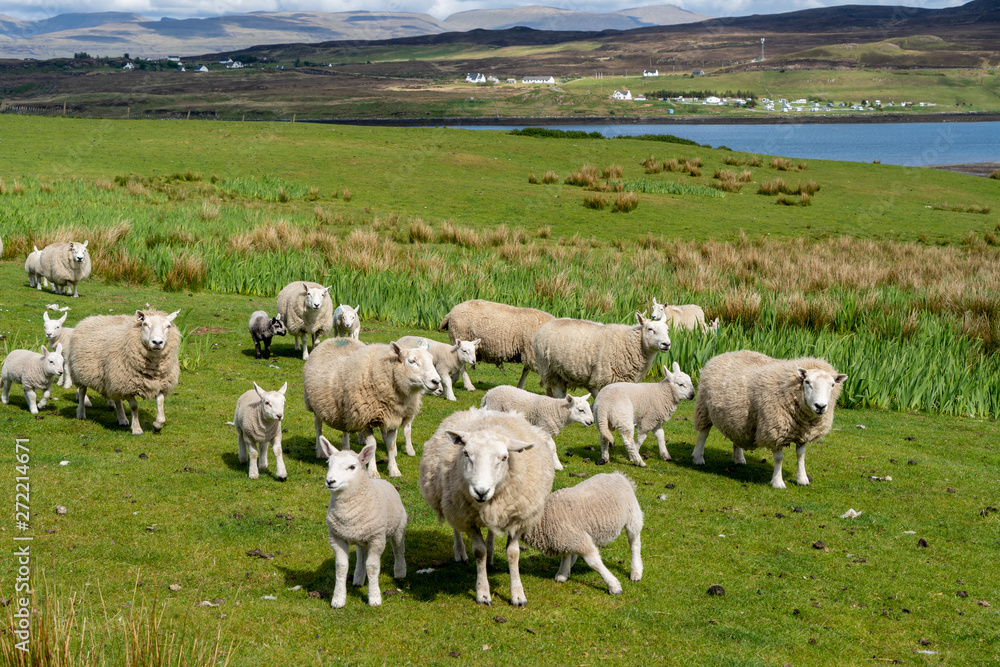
[75,386,87,419]
[486,529,496,567]
[314,414,327,458]
[37,385,51,409]
[272,432,287,481]
[365,539,386,607]
[692,427,711,465]
[25,388,38,414]
[113,399,129,427]
[262,339,271,359]
[301,337,310,361]
[259,436,269,470]
[626,517,643,582]
[71,282,79,298]
[340,431,351,452]
[622,426,646,467]
[549,382,567,399]
[128,398,143,435]
[402,416,416,457]
[153,393,166,431]
[391,526,406,579]
[382,427,402,478]
[653,424,670,461]
[547,436,563,471]
[361,429,380,479]
[329,536,350,609]
[460,366,476,391]
[247,441,260,480]
[469,529,492,606]
[795,444,809,486]
[598,429,612,465]
[237,430,248,464]
[578,541,623,595]
[353,545,368,586]
[770,448,786,490]
[293,334,301,351]
[441,372,457,402]
[555,554,577,582]
[1,379,10,405]
[733,446,746,465]
[506,536,527,607]
[515,366,530,390]
[253,339,262,359]
[61,360,73,388]
[452,528,468,562]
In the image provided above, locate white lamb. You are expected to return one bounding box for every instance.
[521,472,643,595]
[419,408,554,607]
[333,304,361,340]
[693,350,847,489]
[650,297,716,334]
[25,246,47,290]
[534,312,671,398]
[318,436,407,608]
[304,338,441,478]
[593,362,695,466]
[440,299,554,390]
[1,344,64,414]
[233,382,288,481]
[479,386,593,471]
[395,335,479,402]
[39,240,91,298]
[42,311,75,389]
[275,281,333,360]
[69,309,181,435]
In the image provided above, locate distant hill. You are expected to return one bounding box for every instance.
[442,4,708,31]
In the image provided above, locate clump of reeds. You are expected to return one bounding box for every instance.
[683,160,701,177]
[536,226,552,238]
[199,201,220,221]
[990,169,1000,180]
[602,164,624,179]
[408,219,434,243]
[641,156,662,174]
[528,173,540,184]
[931,202,990,214]
[583,193,608,210]
[439,221,481,248]
[757,178,786,195]
[722,155,747,166]
[770,157,793,171]
[342,188,352,202]
[612,191,639,213]
[663,158,679,172]
[566,165,601,188]
[163,252,208,292]
[776,193,811,206]
[541,170,559,184]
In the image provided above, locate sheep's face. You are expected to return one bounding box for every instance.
[42,344,64,378]
[663,362,696,401]
[336,305,357,329]
[637,312,671,352]
[254,381,287,422]
[567,394,594,427]
[798,368,848,415]
[650,297,666,322]
[449,430,534,503]
[70,240,88,263]
[270,315,287,337]
[43,312,67,341]
[456,339,480,368]
[391,343,442,395]
[324,444,375,494]
[304,285,331,310]
[137,310,180,351]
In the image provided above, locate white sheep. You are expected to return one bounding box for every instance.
[419,407,554,607]
[1,344,64,414]
[69,309,181,435]
[440,299,554,390]
[650,297,717,334]
[25,246,47,290]
[233,382,288,481]
[39,240,91,298]
[396,335,479,402]
[304,338,441,478]
[593,362,695,466]
[333,304,361,340]
[479,385,593,471]
[42,311,75,389]
[692,351,847,489]
[318,436,407,608]
[534,312,671,398]
[275,281,333,360]
[521,472,643,594]
[248,310,287,359]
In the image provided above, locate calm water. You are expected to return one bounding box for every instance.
[457,121,1000,167]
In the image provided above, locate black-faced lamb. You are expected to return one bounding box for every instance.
[396,335,479,402]
[25,246,47,290]
[692,350,847,489]
[479,385,593,471]
[419,408,554,607]
[42,311,75,389]
[333,304,361,340]
[248,310,287,359]
[233,382,288,480]
[39,241,91,298]
[1,344,64,414]
[521,472,643,594]
[593,361,695,466]
[69,309,181,435]
[276,281,333,360]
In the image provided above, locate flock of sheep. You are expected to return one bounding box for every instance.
[4,248,849,609]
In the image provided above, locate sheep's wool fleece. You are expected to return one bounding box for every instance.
[694,351,842,451]
[480,386,566,437]
[234,389,281,444]
[327,475,407,547]
[596,380,679,436]
[276,281,333,337]
[69,312,181,400]
[2,350,54,391]
[419,408,554,540]
[441,300,552,369]
[535,319,654,392]
[39,242,91,285]
[522,473,640,556]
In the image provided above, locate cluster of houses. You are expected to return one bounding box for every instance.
[122,56,244,72]
[465,74,556,85]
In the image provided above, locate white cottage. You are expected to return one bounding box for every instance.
[522,76,555,84]
[612,90,632,100]
[465,73,486,84]
[643,69,658,77]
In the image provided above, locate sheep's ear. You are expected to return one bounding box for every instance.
[57,312,67,324]
[54,343,62,354]
[797,368,808,381]
[82,240,88,248]
[41,345,49,356]
[446,430,468,447]
[253,382,265,399]
[34,245,40,252]
[43,311,51,322]
[275,313,283,321]
[580,393,591,401]
[301,282,310,293]
[135,310,146,322]
[835,374,848,384]
[672,361,681,374]
[653,297,661,308]
[322,285,333,295]
[662,365,673,383]
[565,395,576,405]
[354,304,359,312]
[451,342,462,353]
[390,341,405,359]
[506,439,534,453]
[318,435,337,459]
[166,310,180,324]
[636,311,646,325]
[472,338,481,347]
[278,382,288,395]
[358,444,376,466]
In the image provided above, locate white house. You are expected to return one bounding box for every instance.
[704,96,722,105]
[487,75,499,83]
[167,56,181,62]
[465,73,486,83]
[522,76,555,84]
[634,94,647,101]
[792,98,807,105]
[612,90,632,100]
[505,78,517,84]
[227,61,244,69]
[122,62,134,70]
[643,69,658,77]
[195,65,209,72]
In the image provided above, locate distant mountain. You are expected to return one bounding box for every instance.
[442,4,708,31]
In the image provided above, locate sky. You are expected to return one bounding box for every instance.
[0,0,969,23]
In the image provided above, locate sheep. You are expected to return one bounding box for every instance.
[233,382,288,481]
[42,311,75,389]
[304,338,441,478]
[25,246,47,290]
[1,344,64,414]
[333,304,361,340]
[39,241,91,298]
[69,309,181,435]
[593,362,695,466]
[692,350,847,489]
[479,386,593,471]
[419,407,554,607]
[650,297,715,334]
[396,335,479,402]
[521,472,643,594]
[248,310,287,359]
[534,312,671,399]
[275,281,333,360]
[318,436,407,608]
[440,299,554,390]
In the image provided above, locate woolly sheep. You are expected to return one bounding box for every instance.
[692,351,847,489]
[593,362,695,466]
[39,241,91,298]
[304,338,441,478]
[333,304,361,340]
[233,382,288,480]
[318,436,407,608]
[1,344,64,414]
[396,335,479,402]
[69,309,181,435]
[276,281,333,360]
[479,386,593,471]
[248,310,287,359]
[42,311,76,389]
[419,408,554,607]
[534,313,671,398]
[650,298,716,334]
[440,299,554,390]
[521,472,643,594]
[25,246,47,290]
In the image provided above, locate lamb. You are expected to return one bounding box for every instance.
[42,311,75,389]
[25,246,47,290]
[1,344,64,414]
[692,350,847,489]
[650,297,716,334]
[521,472,643,594]
[479,386,593,471]
[248,310,287,359]
[593,362,695,466]
[233,382,288,481]
[275,281,333,360]
[69,309,181,435]
[534,312,671,398]
[440,299,554,390]
[333,304,361,340]
[396,335,479,402]
[39,241,91,298]
[303,338,441,478]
